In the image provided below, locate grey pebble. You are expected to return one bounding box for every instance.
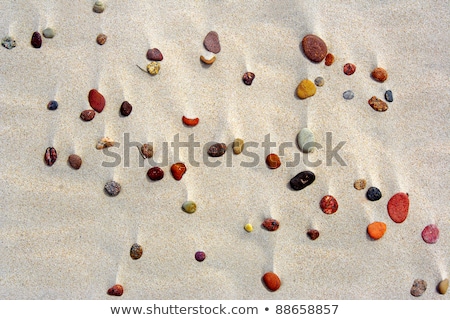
[343,90,354,100]
[314,77,324,87]
[43,28,55,38]
[105,181,121,196]
[385,90,393,102]
[2,36,16,49]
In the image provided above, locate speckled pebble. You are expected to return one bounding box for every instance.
[262,218,279,231]
[421,224,439,244]
[104,181,121,196]
[140,143,153,159]
[343,90,354,100]
[307,229,319,240]
[208,143,227,157]
[343,63,356,75]
[366,187,382,201]
[368,96,388,112]
[130,243,143,260]
[96,33,107,45]
[385,90,394,102]
[320,195,339,214]
[387,192,409,223]
[204,31,221,54]
[47,100,58,110]
[371,67,388,82]
[354,179,367,190]
[2,36,16,49]
[80,110,95,121]
[147,62,160,75]
[107,284,123,296]
[43,28,55,39]
[325,53,335,66]
[302,34,327,63]
[314,76,324,87]
[182,201,197,214]
[410,279,427,297]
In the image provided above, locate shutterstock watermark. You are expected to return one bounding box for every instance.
[101,133,347,168]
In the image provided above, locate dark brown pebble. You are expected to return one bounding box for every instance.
[31,31,42,48]
[107,284,123,296]
[289,171,315,191]
[96,33,107,45]
[208,143,227,157]
[204,31,221,54]
[307,229,319,240]
[262,218,279,231]
[130,243,143,260]
[146,48,163,61]
[343,63,356,75]
[120,101,132,116]
[44,147,57,166]
[80,110,96,121]
[68,154,82,170]
[147,167,164,181]
[301,34,327,63]
[242,72,255,85]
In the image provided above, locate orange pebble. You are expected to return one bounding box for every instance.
[325,53,335,66]
[263,272,281,291]
[171,162,186,180]
[266,153,281,169]
[367,222,387,240]
[182,116,199,127]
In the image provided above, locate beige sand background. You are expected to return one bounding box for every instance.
[0,0,448,300]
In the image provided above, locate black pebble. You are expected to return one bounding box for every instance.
[366,187,382,201]
[47,100,58,110]
[289,171,315,190]
[385,90,393,102]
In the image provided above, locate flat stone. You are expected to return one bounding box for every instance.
[387,192,409,223]
[302,34,327,63]
[297,128,315,153]
[368,96,388,112]
[343,90,354,100]
[204,31,220,54]
[88,89,105,113]
[371,67,388,82]
[385,90,393,102]
[43,28,55,38]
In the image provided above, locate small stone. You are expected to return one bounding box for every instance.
[266,153,281,169]
[262,272,281,291]
[107,284,123,297]
[262,218,279,232]
[371,67,388,82]
[438,279,449,295]
[233,138,244,154]
[147,167,164,181]
[93,1,105,13]
[146,48,163,61]
[410,279,427,297]
[146,62,160,75]
[200,55,216,65]
[320,195,338,214]
[385,90,394,102]
[96,137,114,149]
[244,224,253,232]
[31,31,42,48]
[104,181,121,196]
[42,28,55,39]
[44,147,57,166]
[343,63,356,75]
[343,90,354,100]
[307,229,319,240]
[120,101,132,116]
[203,31,220,54]
[140,144,153,159]
[130,243,143,260]
[297,128,315,153]
[208,143,227,157]
[96,33,107,45]
[68,154,82,170]
[80,110,95,121]
[88,89,105,113]
[301,34,327,63]
[387,192,409,223]
[314,76,324,87]
[421,224,439,244]
[296,79,316,99]
[366,187,382,201]
[325,53,335,66]
[242,72,255,85]
[182,201,197,214]
[47,100,58,110]
[367,221,387,240]
[354,179,367,190]
[368,96,388,112]
[2,36,16,49]
[290,171,315,191]
[195,251,206,262]
[171,162,186,180]
[182,116,199,126]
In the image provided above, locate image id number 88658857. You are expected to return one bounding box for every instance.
[275,304,338,315]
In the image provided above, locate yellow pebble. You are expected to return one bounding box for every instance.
[296,79,316,99]
[244,223,253,232]
[438,278,449,294]
[233,138,244,154]
[147,61,160,75]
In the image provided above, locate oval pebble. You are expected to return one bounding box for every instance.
[368,96,388,112]
[182,201,197,214]
[203,31,220,54]
[266,153,281,169]
[242,72,255,85]
[262,272,281,291]
[47,100,58,110]
[147,167,164,181]
[325,53,335,66]
[387,192,409,223]
[343,90,354,100]
[290,171,315,191]
[385,90,394,102]
[296,79,316,99]
[320,195,338,214]
[421,224,439,244]
[68,154,82,170]
[343,63,356,75]
[93,1,105,13]
[366,187,382,201]
[208,143,227,157]
[262,218,279,231]
[367,221,387,240]
[43,28,55,39]
[96,33,107,45]
[104,181,121,196]
[438,279,449,295]
[301,34,327,63]
[80,110,95,121]
[88,89,105,113]
[195,251,206,262]
[410,279,427,297]
[31,31,42,48]
[130,243,143,260]
[120,101,132,116]
[371,67,388,82]
[297,128,315,153]
[314,76,324,87]
[244,224,253,232]
[146,48,163,61]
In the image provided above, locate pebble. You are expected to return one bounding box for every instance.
[200,55,216,65]
[297,128,315,153]
[88,89,105,113]
[307,229,319,240]
[314,76,324,87]
[104,181,121,196]
[410,279,427,297]
[93,1,105,13]
[68,154,82,170]
[343,63,356,75]
[368,96,388,112]
[146,62,160,75]
[262,272,281,291]
[296,79,316,99]
[421,224,439,244]
[325,53,335,66]
[367,221,387,240]
[96,33,107,45]
[195,251,206,262]
[387,192,409,223]
[44,147,57,166]
[301,34,327,63]
[146,48,163,61]
[80,110,95,121]
[208,143,227,157]
[438,279,449,295]
[107,284,123,297]
[244,223,253,232]
[266,153,281,169]
[2,36,16,49]
[385,90,393,102]
[354,179,367,190]
[371,67,388,82]
[171,162,186,180]
[182,116,199,127]
[242,72,255,85]
[343,90,354,100]
[262,218,279,232]
[42,28,55,39]
[233,138,244,154]
[96,137,114,149]
[130,243,143,260]
[290,171,315,191]
[31,31,42,48]
[140,144,153,159]
[182,201,197,214]
[320,195,339,214]
[47,100,58,110]
[366,187,382,201]
[120,101,132,116]
[203,31,221,54]
[147,167,164,181]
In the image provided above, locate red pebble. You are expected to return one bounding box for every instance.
[263,272,281,291]
[182,116,199,127]
[343,63,356,75]
[147,167,164,181]
[171,163,186,180]
[262,218,279,231]
[421,224,439,244]
[107,284,123,296]
[387,192,409,223]
[320,195,338,214]
[146,48,163,61]
[88,89,105,113]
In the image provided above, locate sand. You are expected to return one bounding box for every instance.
[0,0,449,299]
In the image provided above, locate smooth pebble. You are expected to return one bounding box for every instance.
[314,76,324,87]
[368,96,388,112]
[80,110,95,121]
[296,79,316,99]
[301,34,327,63]
[171,162,186,180]
[107,284,123,296]
[367,221,387,240]
[421,224,439,244]
[262,272,281,292]
[47,100,58,110]
[31,31,42,48]
[203,31,221,54]
[262,218,279,231]
[366,187,382,201]
[195,251,206,262]
[68,154,82,170]
[120,101,132,116]
[207,143,227,157]
[371,67,388,82]
[438,279,449,295]
[307,229,319,240]
[385,90,393,102]
[387,192,409,223]
[320,195,338,214]
[290,171,315,191]
[343,63,356,75]
[244,224,253,232]
[354,179,367,190]
[42,28,55,38]
[88,89,105,113]
[96,33,107,45]
[93,1,105,13]
[266,153,281,169]
[182,201,197,214]
[147,48,163,61]
[343,90,354,100]
[325,53,335,66]
[297,128,315,153]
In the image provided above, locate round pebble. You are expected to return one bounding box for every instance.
[368,96,388,112]
[31,31,42,48]
[208,143,227,157]
[80,110,95,121]
[354,179,367,190]
[320,195,338,214]
[68,154,82,170]
[120,101,132,116]
[371,67,388,82]
[203,31,221,54]
[47,100,58,110]
[296,79,316,99]
[262,272,281,292]
[107,284,123,296]
[290,171,315,191]
[147,62,160,75]
[307,229,319,240]
[421,224,439,244]
[366,187,382,201]
[301,34,327,63]
[410,279,427,297]
[147,167,164,181]
[43,28,55,39]
[367,221,387,240]
[104,181,121,196]
[244,224,253,232]
[2,36,16,49]
[387,192,409,223]
[93,1,105,13]
[262,218,279,232]
[343,90,354,100]
[385,90,394,102]
[195,251,206,262]
[438,279,449,295]
[182,201,197,214]
[130,243,143,260]
[343,63,356,75]
[297,128,315,153]
[242,72,255,85]
[146,48,163,61]
[314,76,324,87]
[266,153,281,169]
[96,33,107,45]
[325,53,335,66]
[140,143,153,159]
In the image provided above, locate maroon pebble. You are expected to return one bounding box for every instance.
[343,63,356,75]
[147,167,164,181]
[203,31,221,54]
[80,109,95,121]
[146,48,163,61]
[320,195,338,214]
[421,224,439,244]
[31,31,42,48]
[195,251,206,262]
[307,229,320,240]
[44,147,57,166]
